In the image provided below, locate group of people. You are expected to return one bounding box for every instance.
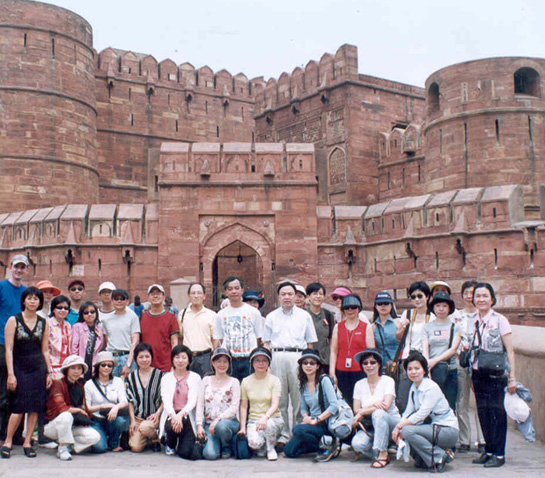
[0,253,517,471]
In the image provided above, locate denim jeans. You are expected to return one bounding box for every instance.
[230,358,251,382]
[351,409,400,458]
[284,423,328,458]
[202,419,240,460]
[91,415,129,453]
[112,353,136,378]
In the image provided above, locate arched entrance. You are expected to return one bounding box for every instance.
[212,240,263,309]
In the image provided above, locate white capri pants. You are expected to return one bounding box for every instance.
[44,412,101,453]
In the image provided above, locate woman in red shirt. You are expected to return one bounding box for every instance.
[329,294,375,408]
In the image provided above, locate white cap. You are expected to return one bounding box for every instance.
[11,254,29,267]
[98,281,116,293]
[295,284,307,296]
[147,283,165,294]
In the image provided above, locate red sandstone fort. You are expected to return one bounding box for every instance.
[1,0,544,322]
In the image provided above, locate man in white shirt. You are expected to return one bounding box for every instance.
[213,276,262,381]
[100,288,140,378]
[178,282,216,377]
[263,281,318,448]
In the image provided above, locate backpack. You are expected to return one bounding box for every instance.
[317,374,354,439]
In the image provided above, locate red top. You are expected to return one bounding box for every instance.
[336,320,367,371]
[140,311,179,372]
[45,378,91,421]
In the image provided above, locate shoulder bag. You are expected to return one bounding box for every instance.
[318,374,354,439]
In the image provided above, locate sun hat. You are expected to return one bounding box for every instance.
[331,287,351,298]
[60,354,89,374]
[249,347,272,363]
[341,294,362,310]
[211,347,232,363]
[297,348,322,365]
[36,280,61,296]
[354,348,383,368]
[242,290,265,308]
[430,280,452,295]
[95,351,117,366]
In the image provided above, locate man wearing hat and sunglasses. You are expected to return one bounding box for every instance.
[0,254,29,441]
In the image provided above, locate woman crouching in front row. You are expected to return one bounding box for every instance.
[392,351,458,473]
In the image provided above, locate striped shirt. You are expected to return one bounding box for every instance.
[126,368,163,419]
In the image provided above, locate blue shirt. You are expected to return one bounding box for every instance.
[300,375,339,417]
[67,308,79,327]
[374,316,400,363]
[0,280,27,345]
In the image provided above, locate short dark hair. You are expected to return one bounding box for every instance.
[306,282,326,296]
[277,281,297,294]
[171,344,192,366]
[403,350,429,377]
[408,281,430,297]
[21,286,44,311]
[358,351,384,377]
[461,280,479,296]
[134,342,154,363]
[223,276,244,290]
[49,295,71,317]
[77,301,99,323]
[473,282,497,307]
[188,282,206,294]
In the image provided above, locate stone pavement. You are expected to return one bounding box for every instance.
[1,429,544,478]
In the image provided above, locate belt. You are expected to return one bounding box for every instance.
[111,351,129,356]
[272,347,303,353]
[191,349,212,357]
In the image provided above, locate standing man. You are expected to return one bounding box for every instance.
[140,284,179,372]
[100,288,140,377]
[178,282,216,377]
[262,281,318,450]
[213,276,262,381]
[66,279,85,326]
[98,281,116,322]
[0,254,29,440]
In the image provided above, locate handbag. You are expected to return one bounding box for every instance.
[475,322,508,377]
[232,433,251,459]
[430,324,455,387]
[72,412,94,427]
[383,314,411,381]
[318,375,354,439]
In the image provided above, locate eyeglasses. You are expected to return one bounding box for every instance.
[99,363,114,368]
[70,286,84,292]
[376,302,391,307]
[56,306,70,311]
[302,360,318,366]
[410,293,425,300]
[362,360,378,366]
[82,310,96,315]
[343,305,359,310]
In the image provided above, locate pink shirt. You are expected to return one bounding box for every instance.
[173,374,189,411]
[47,317,71,379]
[70,321,106,366]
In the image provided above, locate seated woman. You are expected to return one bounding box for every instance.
[284,349,340,462]
[84,351,129,453]
[160,345,201,459]
[70,301,106,381]
[239,347,283,461]
[126,343,163,452]
[196,348,240,459]
[351,348,400,468]
[392,351,459,472]
[44,355,101,460]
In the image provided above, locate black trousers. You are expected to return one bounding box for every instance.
[472,370,507,456]
[165,415,197,459]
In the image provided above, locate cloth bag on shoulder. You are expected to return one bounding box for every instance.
[318,374,354,439]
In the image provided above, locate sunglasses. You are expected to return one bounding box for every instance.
[331,296,341,301]
[343,305,359,310]
[99,363,114,368]
[302,360,318,366]
[376,302,391,307]
[56,306,70,311]
[112,297,127,301]
[70,286,84,292]
[410,293,425,300]
[83,310,96,315]
[362,360,378,366]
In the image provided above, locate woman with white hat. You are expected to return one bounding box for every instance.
[196,348,241,459]
[84,351,129,453]
[239,347,283,460]
[44,355,100,460]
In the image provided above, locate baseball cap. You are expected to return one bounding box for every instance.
[98,281,116,293]
[11,254,29,267]
[148,284,165,294]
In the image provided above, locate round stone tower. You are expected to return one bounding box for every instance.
[423,57,545,212]
[0,0,98,213]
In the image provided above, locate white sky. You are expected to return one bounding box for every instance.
[45,0,545,87]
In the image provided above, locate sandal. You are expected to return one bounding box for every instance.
[1,445,12,459]
[23,446,37,458]
[371,456,390,468]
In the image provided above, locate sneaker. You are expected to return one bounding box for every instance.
[165,445,176,456]
[267,448,278,461]
[57,445,72,461]
[315,437,340,463]
[38,439,58,449]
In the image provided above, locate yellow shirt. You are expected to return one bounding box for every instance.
[178,304,215,352]
[241,373,282,421]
